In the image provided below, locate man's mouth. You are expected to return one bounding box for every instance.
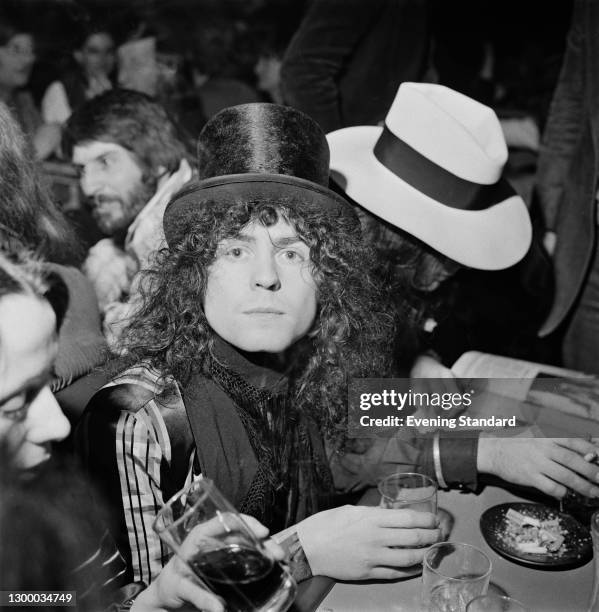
[90,195,123,219]
[93,204,113,216]
[244,308,284,315]
[93,193,121,206]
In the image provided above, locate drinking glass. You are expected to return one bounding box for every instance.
[377,473,439,577]
[466,595,529,612]
[153,478,296,612]
[422,542,492,612]
[378,472,438,513]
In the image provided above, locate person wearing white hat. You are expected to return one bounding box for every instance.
[328,82,599,501]
[328,80,548,364]
[328,81,532,270]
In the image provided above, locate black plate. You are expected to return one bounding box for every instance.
[480,502,592,568]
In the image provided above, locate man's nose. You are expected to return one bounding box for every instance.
[25,387,71,446]
[252,254,281,291]
[79,167,98,196]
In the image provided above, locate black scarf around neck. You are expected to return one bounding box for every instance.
[181,337,333,531]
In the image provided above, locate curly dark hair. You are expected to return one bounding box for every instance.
[354,202,461,367]
[119,194,397,441]
[356,203,458,293]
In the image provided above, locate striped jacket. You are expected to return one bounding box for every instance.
[76,366,195,585]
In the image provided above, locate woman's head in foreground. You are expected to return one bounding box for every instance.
[0,252,70,471]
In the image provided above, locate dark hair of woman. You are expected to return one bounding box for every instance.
[0,253,108,610]
[0,103,83,265]
[0,250,68,332]
[118,195,396,442]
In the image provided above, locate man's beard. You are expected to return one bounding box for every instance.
[92,175,158,241]
[125,175,158,224]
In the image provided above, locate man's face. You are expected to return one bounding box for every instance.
[0,294,70,472]
[204,218,318,354]
[0,34,35,90]
[73,141,150,235]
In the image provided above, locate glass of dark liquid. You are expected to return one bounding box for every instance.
[153,478,296,612]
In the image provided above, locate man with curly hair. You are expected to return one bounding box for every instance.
[76,103,441,587]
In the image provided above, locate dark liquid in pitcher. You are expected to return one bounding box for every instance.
[190,544,284,612]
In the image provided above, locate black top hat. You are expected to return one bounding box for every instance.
[163,103,357,248]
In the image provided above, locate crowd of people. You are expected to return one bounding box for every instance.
[2,0,599,610]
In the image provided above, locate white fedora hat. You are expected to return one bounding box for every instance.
[326,82,532,270]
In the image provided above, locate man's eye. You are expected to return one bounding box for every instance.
[279,249,305,263]
[223,246,250,259]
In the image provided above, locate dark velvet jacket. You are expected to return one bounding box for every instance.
[281,0,432,133]
[536,0,599,335]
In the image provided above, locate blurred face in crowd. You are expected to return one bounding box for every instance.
[0,33,35,92]
[254,55,282,93]
[73,140,156,235]
[0,293,70,472]
[75,32,115,78]
[203,218,318,354]
[118,50,180,97]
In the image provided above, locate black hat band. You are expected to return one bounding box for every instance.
[373,125,515,211]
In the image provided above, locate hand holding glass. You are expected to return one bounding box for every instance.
[377,472,439,577]
[153,478,296,612]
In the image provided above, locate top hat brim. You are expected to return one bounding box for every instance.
[327,126,532,270]
[163,173,358,248]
